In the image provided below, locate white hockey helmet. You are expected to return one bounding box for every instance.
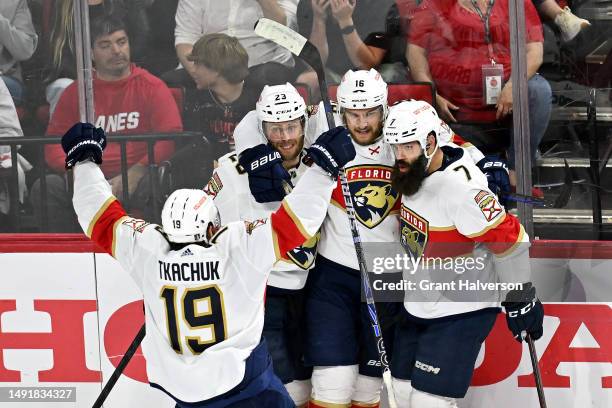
[161,189,221,244]
[383,100,442,167]
[337,69,388,119]
[256,83,307,135]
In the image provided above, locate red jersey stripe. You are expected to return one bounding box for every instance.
[270,201,311,259]
[89,199,128,255]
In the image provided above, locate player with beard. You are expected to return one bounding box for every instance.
[205,83,321,407]
[232,70,507,408]
[383,100,544,407]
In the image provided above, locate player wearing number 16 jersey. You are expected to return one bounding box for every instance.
[63,122,355,407]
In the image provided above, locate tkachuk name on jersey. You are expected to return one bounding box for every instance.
[158,260,221,282]
[331,165,399,229]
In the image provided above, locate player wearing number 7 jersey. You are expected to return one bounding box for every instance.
[63,122,355,407]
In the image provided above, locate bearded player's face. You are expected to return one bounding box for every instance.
[343,107,383,146]
[264,118,305,162]
[391,142,428,196]
[92,30,131,79]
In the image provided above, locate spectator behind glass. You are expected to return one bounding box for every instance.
[532,0,590,43]
[173,33,259,189]
[0,0,38,106]
[166,0,299,91]
[0,78,32,232]
[407,0,552,183]
[31,15,183,232]
[296,0,396,85]
[45,0,154,116]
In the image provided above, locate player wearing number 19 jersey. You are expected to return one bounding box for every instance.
[66,122,354,407]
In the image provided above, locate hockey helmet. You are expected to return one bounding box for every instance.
[383,100,442,167]
[256,83,307,136]
[161,189,221,244]
[337,69,388,119]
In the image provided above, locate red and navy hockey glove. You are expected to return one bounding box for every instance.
[305,126,356,178]
[62,122,106,169]
[239,144,293,203]
[477,155,510,206]
[501,282,544,342]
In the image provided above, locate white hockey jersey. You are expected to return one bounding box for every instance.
[234,102,486,270]
[72,161,335,402]
[208,143,317,289]
[398,146,530,319]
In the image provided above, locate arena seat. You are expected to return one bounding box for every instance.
[294,83,310,104]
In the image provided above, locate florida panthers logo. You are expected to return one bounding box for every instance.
[400,205,428,259]
[341,165,399,229]
[286,232,320,270]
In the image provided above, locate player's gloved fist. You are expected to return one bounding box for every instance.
[62,122,106,169]
[501,282,544,343]
[238,144,293,203]
[477,155,510,206]
[305,126,356,178]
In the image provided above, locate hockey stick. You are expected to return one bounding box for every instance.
[524,332,547,408]
[92,323,145,408]
[502,159,573,208]
[255,18,398,408]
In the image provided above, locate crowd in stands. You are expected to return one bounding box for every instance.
[0,0,601,232]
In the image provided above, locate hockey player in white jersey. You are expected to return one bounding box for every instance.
[61,122,356,408]
[208,83,322,407]
[382,101,544,407]
[234,70,511,408]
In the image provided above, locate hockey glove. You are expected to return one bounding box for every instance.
[477,155,510,207]
[501,282,544,343]
[62,122,106,169]
[305,126,356,178]
[238,144,293,203]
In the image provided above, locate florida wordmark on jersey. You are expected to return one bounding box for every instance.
[398,146,529,319]
[71,161,334,402]
[207,148,318,290]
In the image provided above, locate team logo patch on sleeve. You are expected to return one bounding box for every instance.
[474,190,489,204]
[477,194,503,222]
[122,218,150,233]
[286,232,320,270]
[400,205,428,259]
[205,173,224,197]
[307,104,319,117]
[245,219,267,235]
[333,165,399,229]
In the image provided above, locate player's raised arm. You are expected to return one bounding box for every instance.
[237,125,356,272]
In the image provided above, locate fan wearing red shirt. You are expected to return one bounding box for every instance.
[406,0,552,177]
[31,15,183,232]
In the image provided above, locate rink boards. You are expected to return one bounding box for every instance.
[0,235,610,408]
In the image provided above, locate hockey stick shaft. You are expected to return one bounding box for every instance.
[526,334,547,408]
[92,323,146,408]
[254,18,397,407]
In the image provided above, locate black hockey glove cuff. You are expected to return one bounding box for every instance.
[305,126,356,178]
[501,282,544,343]
[239,144,293,203]
[62,122,106,169]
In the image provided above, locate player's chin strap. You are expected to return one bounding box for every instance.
[424,137,439,171]
[254,17,398,408]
